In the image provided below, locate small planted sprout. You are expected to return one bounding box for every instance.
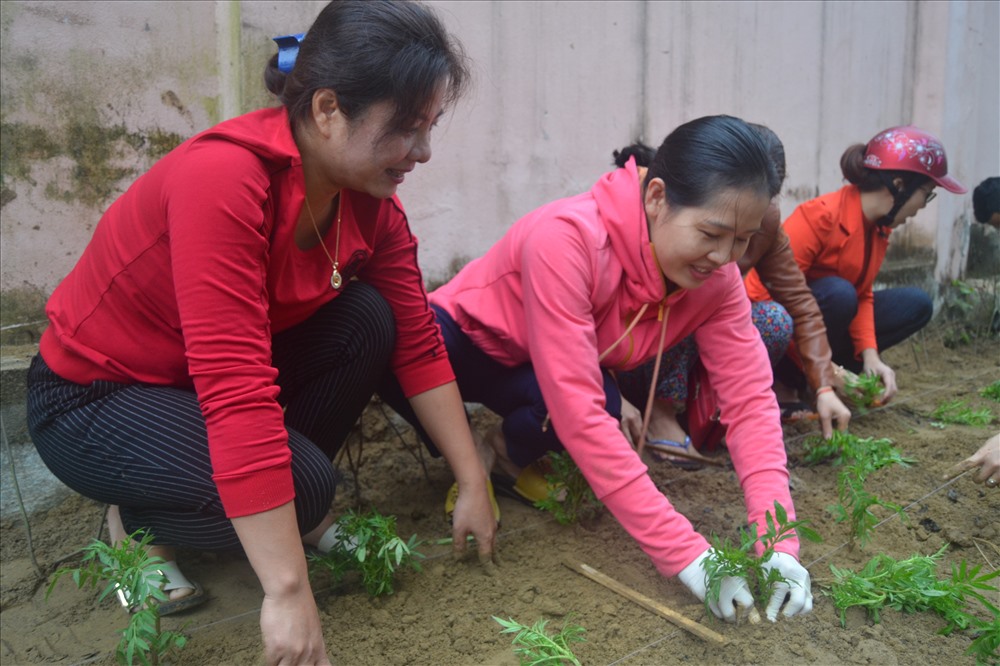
[930,399,994,427]
[702,501,822,621]
[981,380,1000,403]
[493,615,585,666]
[802,431,913,548]
[533,451,603,526]
[827,545,1000,665]
[308,509,424,597]
[46,530,188,666]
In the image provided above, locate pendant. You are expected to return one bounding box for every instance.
[330,267,343,290]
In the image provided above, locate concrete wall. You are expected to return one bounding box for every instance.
[2,0,998,324]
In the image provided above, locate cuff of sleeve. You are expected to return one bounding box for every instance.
[395,355,456,397]
[601,474,711,577]
[214,464,296,519]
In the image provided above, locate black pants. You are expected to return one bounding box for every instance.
[27,281,395,551]
[379,305,622,468]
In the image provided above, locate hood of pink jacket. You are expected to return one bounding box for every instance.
[591,159,667,311]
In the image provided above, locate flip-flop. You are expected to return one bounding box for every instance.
[643,435,705,470]
[444,478,501,525]
[779,401,818,423]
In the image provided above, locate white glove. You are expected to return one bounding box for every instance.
[677,548,755,623]
[760,552,813,622]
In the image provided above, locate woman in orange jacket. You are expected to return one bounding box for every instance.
[745,126,965,403]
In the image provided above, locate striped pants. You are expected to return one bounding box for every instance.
[26,282,395,551]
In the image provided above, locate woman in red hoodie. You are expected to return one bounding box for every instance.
[26,2,495,663]
[745,126,965,403]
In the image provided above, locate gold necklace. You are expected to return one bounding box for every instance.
[304,194,343,290]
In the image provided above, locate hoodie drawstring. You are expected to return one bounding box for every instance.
[540,300,670,458]
[636,303,670,458]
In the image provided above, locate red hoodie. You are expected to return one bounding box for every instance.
[40,107,453,518]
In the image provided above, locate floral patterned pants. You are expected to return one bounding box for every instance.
[617,300,793,405]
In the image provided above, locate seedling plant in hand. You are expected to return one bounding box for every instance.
[842,371,886,412]
[702,501,822,622]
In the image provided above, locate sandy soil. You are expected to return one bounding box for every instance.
[1,327,998,666]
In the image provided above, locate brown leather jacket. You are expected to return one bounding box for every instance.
[738,203,841,393]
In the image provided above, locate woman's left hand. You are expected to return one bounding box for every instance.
[943,434,1000,488]
[450,480,498,563]
[760,552,813,621]
[862,351,897,403]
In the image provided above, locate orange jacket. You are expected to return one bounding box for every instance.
[745,185,890,358]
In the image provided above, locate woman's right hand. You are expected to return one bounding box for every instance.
[677,548,756,622]
[260,587,331,665]
[232,503,331,665]
[815,390,851,439]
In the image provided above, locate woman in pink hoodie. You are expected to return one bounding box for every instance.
[384,115,813,622]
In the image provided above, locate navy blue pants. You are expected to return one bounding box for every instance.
[807,276,932,373]
[380,305,622,468]
[27,282,395,551]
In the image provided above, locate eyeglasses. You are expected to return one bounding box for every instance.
[924,190,937,204]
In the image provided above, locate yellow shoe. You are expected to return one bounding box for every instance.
[444,478,501,525]
[493,460,565,505]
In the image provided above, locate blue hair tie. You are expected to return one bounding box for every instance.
[273,33,305,74]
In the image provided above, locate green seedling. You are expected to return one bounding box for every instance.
[533,451,602,526]
[830,467,904,549]
[967,615,1000,666]
[931,399,994,427]
[842,372,885,412]
[981,381,1000,403]
[46,530,187,666]
[308,509,424,597]
[702,501,822,619]
[803,431,913,471]
[803,431,912,548]
[827,545,999,664]
[493,615,585,666]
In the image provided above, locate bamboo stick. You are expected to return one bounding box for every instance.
[562,559,729,645]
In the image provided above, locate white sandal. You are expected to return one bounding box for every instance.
[116,560,207,616]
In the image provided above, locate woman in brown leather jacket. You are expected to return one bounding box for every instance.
[617,124,851,465]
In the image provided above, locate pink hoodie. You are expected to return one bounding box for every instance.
[431,159,798,576]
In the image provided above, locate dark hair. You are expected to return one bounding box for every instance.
[748,123,786,196]
[613,115,778,208]
[839,143,930,193]
[264,0,469,133]
[613,143,656,169]
[973,177,1000,224]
